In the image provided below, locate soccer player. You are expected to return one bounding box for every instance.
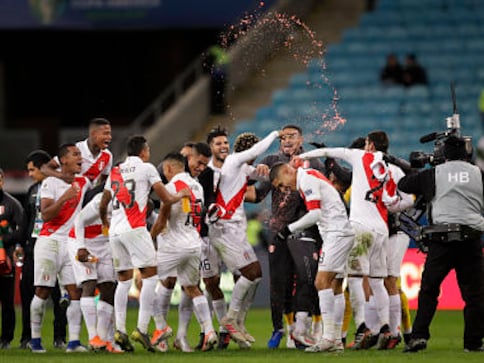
[99,135,188,352]
[151,152,218,352]
[69,188,121,353]
[30,144,92,353]
[43,118,113,186]
[298,130,397,350]
[246,125,325,348]
[209,130,281,348]
[269,162,355,352]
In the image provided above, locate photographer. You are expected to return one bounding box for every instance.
[398,136,484,352]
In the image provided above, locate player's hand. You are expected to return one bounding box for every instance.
[178,187,191,199]
[63,184,80,201]
[13,245,24,265]
[76,248,90,262]
[255,164,269,177]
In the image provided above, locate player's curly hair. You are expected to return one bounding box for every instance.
[233,132,260,153]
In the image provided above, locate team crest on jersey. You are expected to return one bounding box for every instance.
[0,206,4,215]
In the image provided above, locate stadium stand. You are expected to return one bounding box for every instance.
[230,0,484,160]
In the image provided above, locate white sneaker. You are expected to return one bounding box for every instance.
[240,325,256,343]
[331,340,344,353]
[221,317,248,345]
[305,338,335,353]
[174,337,194,353]
[201,330,218,352]
[292,331,315,347]
[286,335,296,349]
[155,339,169,352]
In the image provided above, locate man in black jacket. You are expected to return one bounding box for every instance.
[0,167,25,349]
[246,125,325,348]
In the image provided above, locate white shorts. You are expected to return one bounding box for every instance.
[208,220,258,273]
[157,241,201,286]
[318,232,354,275]
[386,232,410,277]
[347,221,388,278]
[34,236,76,287]
[110,227,156,271]
[68,236,116,285]
[200,237,223,279]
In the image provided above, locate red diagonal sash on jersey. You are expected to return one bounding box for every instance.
[362,153,388,224]
[110,167,146,229]
[84,151,111,182]
[40,177,87,236]
[300,169,330,210]
[174,180,202,231]
[215,176,248,219]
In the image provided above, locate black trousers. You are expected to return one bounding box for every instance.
[268,234,319,331]
[19,247,67,343]
[0,273,15,343]
[412,238,484,349]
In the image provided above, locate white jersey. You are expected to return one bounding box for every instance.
[215,130,279,222]
[161,172,204,249]
[39,176,91,240]
[76,139,113,184]
[105,156,161,235]
[385,164,414,213]
[289,167,353,240]
[300,148,393,234]
[70,193,111,249]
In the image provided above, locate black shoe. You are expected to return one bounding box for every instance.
[53,339,66,349]
[114,330,134,352]
[350,322,372,350]
[0,340,10,349]
[403,338,427,353]
[19,339,31,349]
[464,345,484,352]
[218,332,230,350]
[194,332,204,350]
[376,324,391,350]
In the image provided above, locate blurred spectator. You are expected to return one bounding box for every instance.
[402,54,428,87]
[380,53,403,85]
[0,168,25,349]
[478,88,484,129]
[476,136,484,172]
[246,210,269,250]
[202,45,230,114]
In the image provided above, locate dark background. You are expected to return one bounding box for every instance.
[0,28,220,129]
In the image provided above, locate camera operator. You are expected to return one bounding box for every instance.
[398,135,484,353]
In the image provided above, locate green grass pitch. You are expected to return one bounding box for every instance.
[1,306,483,362]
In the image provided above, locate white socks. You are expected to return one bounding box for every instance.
[177,289,194,339]
[348,277,366,328]
[67,300,82,342]
[389,294,401,336]
[193,295,215,333]
[114,279,131,333]
[368,278,390,329]
[80,297,97,339]
[30,295,47,339]
[137,275,157,334]
[97,300,114,341]
[318,289,335,341]
[153,283,172,329]
[227,276,254,319]
[333,293,345,341]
